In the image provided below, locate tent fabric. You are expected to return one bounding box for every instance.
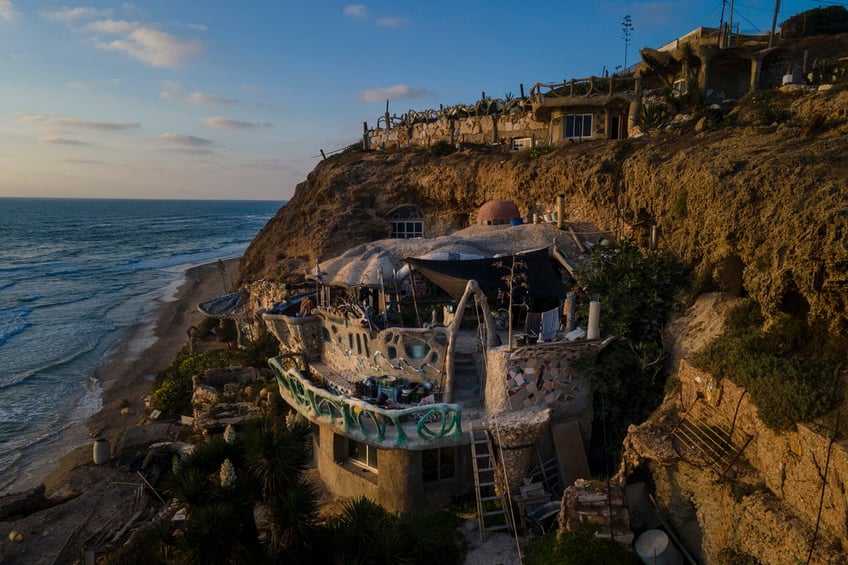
[197,292,252,320]
[404,248,568,300]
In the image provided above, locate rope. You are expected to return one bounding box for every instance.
[806,411,839,564]
[492,419,523,564]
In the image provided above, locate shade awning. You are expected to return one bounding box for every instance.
[404,248,568,300]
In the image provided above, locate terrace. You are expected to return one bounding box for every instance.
[269,353,465,450]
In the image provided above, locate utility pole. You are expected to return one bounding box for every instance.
[719,0,727,47]
[728,0,735,47]
[769,0,781,48]
[622,15,633,70]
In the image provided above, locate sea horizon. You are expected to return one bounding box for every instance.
[0,198,282,494]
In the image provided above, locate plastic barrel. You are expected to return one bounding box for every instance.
[634,529,682,565]
[93,438,110,465]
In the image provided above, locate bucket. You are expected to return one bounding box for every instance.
[93,438,110,465]
[634,530,682,565]
[509,218,523,226]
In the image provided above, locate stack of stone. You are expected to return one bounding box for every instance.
[558,478,634,545]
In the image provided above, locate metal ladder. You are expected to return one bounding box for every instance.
[469,424,512,541]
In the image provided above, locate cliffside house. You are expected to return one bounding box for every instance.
[261,223,614,541]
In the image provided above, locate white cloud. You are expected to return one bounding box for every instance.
[67,81,86,89]
[41,136,88,145]
[187,92,240,106]
[359,84,431,103]
[158,132,215,154]
[95,27,203,68]
[344,4,367,18]
[160,80,182,99]
[0,0,16,23]
[187,23,207,32]
[39,6,111,23]
[86,19,138,34]
[19,113,139,131]
[376,17,410,27]
[203,117,271,130]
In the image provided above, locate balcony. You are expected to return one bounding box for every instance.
[268,355,465,450]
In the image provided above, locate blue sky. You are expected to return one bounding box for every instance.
[0,1,827,200]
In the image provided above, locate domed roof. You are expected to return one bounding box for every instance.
[476,200,520,225]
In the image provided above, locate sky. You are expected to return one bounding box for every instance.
[0,0,832,200]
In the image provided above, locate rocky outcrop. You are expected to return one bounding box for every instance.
[241,87,848,332]
[619,294,848,563]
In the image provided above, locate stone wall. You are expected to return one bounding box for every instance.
[368,112,550,150]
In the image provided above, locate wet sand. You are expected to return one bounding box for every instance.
[0,258,239,564]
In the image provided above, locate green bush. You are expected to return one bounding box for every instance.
[529,144,554,159]
[151,347,252,416]
[525,525,641,564]
[575,239,692,450]
[691,300,844,431]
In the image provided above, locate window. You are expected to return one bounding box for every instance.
[422,447,456,482]
[387,206,424,239]
[348,439,378,472]
[564,114,593,139]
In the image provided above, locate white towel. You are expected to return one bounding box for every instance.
[540,307,559,341]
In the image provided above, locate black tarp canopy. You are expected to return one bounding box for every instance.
[404,248,568,300]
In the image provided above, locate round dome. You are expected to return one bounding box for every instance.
[476,200,520,225]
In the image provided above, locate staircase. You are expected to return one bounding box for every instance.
[452,351,480,406]
[469,424,512,541]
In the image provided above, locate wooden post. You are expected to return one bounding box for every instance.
[564,292,576,331]
[650,226,659,251]
[320,149,326,160]
[409,268,422,327]
[385,99,391,130]
[520,83,525,98]
[569,225,586,253]
[556,196,565,229]
[362,121,370,151]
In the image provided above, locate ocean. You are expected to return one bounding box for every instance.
[0,198,281,494]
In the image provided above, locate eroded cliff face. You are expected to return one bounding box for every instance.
[238,82,848,563]
[241,87,848,331]
[620,293,848,563]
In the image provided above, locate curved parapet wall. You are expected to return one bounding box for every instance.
[269,356,464,450]
[263,312,323,361]
[315,308,448,388]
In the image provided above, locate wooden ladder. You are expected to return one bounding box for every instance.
[470,424,512,541]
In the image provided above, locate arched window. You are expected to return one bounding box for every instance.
[387,205,424,239]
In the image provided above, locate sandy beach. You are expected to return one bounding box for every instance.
[0,258,240,564]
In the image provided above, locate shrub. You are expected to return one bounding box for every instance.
[529,144,554,159]
[525,525,642,564]
[431,140,456,156]
[691,300,844,431]
[575,239,692,451]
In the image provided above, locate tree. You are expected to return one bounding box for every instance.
[622,15,634,70]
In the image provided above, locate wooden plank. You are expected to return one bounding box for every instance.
[551,420,590,488]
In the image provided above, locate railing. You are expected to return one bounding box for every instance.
[372,97,532,132]
[529,75,638,104]
[268,355,464,450]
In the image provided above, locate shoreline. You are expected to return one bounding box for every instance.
[0,257,241,563]
[1,258,239,495]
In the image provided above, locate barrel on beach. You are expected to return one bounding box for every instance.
[634,529,682,565]
[93,438,110,465]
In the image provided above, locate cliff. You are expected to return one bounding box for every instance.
[241,86,848,331]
